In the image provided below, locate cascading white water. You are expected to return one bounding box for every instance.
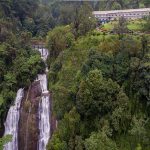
[38,48,48,62]
[38,74,50,150]
[37,48,50,150]
[4,88,24,150]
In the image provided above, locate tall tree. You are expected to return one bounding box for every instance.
[113,17,128,39]
[72,3,96,38]
[76,69,129,119]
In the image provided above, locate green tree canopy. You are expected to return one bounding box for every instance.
[85,131,118,150]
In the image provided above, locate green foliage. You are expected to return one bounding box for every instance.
[81,49,130,83]
[138,52,150,101]
[0,42,44,127]
[142,16,150,32]
[110,89,131,133]
[135,144,142,150]
[33,4,56,36]
[81,51,114,78]
[76,69,129,119]
[85,132,118,150]
[47,133,67,150]
[47,108,81,150]
[0,135,12,150]
[52,85,74,119]
[129,117,149,148]
[72,3,96,38]
[0,14,45,129]
[143,0,150,7]
[2,1,149,149]
[113,17,128,39]
[102,19,146,32]
[47,24,150,150]
[46,26,75,63]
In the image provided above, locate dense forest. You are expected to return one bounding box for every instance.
[0,0,46,135]
[46,18,150,150]
[0,0,150,150]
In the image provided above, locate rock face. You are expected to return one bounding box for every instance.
[0,122,5,137]
[18,81,42,150]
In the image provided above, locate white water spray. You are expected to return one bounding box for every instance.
[37,48,50,150]
[4,89,24,150]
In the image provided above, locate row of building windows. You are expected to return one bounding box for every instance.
[95,12,149,18]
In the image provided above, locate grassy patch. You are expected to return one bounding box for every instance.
[101,19,146,31]
[127,19,146,31]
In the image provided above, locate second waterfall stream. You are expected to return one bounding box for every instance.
[37,48,50,150]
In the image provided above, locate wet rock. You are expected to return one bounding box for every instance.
[18,81,42,150]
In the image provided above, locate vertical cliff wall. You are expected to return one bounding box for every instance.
[18,81,41,150]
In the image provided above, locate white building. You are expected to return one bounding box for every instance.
[93,8,150,22]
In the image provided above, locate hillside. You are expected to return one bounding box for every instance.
[46,18,150,150]
[0,1,150,150]
[101,19,146,31]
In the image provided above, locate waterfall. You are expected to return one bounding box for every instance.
[4,89,24,150]
[38,48,48,62]
[37,48,50,150]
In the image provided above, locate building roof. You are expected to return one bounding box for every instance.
[93,8,150,15]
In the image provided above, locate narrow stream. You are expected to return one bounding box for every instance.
[4,89,24,150]
[37,48,50,150]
